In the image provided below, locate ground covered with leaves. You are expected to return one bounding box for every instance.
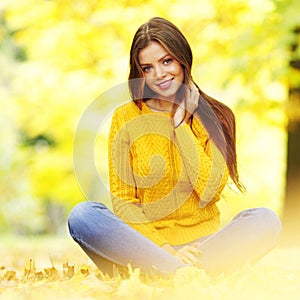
[0,235,299,300]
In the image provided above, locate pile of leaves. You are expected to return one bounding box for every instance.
[1,247,300,300]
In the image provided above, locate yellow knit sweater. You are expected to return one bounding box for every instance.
[108,101,229,246]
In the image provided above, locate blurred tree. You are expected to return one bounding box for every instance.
[283,25,300,245]
[0,12,47,234]
[1,0,298,234]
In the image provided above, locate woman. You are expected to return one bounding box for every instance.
[68,17,281,277]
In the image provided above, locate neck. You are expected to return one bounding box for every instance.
[146,98,174,112]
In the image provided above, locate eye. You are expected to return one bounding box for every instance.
[163,58,172,65]
[142,65,152,72]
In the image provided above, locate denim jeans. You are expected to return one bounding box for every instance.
[68,201,281,276]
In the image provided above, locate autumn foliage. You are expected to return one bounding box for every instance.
[1,0,300,299]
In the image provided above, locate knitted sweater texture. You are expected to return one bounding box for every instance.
[108,101,229,246]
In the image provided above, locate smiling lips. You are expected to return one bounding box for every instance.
[156,78,173,90]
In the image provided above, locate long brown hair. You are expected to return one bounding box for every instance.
[128,17,244,191]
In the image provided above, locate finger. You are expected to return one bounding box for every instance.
[185,89,199,115]
[185,249,201,260]
[182,244,201,252]
[173,106,185,128]
[182,252,198,263]
[188,243,202,253]
[186,247,202,257]
[178,248,200,264]
[180,253,200,267]
[192,242,200,247]
[190,82,198,93]
[175,254,193,266]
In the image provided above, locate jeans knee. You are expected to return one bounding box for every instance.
[257,207,281,230]
[68,201,95,237]
[254,207,282,246]
[68,201,112,239]
[236,207,282,246]
[68,201,86,225]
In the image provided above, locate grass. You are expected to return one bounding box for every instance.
[0,234,299,300]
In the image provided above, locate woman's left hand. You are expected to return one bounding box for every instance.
[174,82,199,128]
[174,243,202,267]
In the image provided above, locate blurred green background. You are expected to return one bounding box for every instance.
[0,0,299,237]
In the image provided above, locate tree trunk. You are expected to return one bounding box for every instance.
[282,26,300,246]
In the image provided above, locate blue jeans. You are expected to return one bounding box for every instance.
[68,202,281,276]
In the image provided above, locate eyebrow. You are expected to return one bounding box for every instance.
[139,54,170,66]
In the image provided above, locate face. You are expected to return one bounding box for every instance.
[138,41,184,102]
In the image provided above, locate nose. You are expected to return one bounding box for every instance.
[154,65,166,79]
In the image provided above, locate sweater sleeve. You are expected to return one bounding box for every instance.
[174,122,228,208]
[108,108,169,246]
